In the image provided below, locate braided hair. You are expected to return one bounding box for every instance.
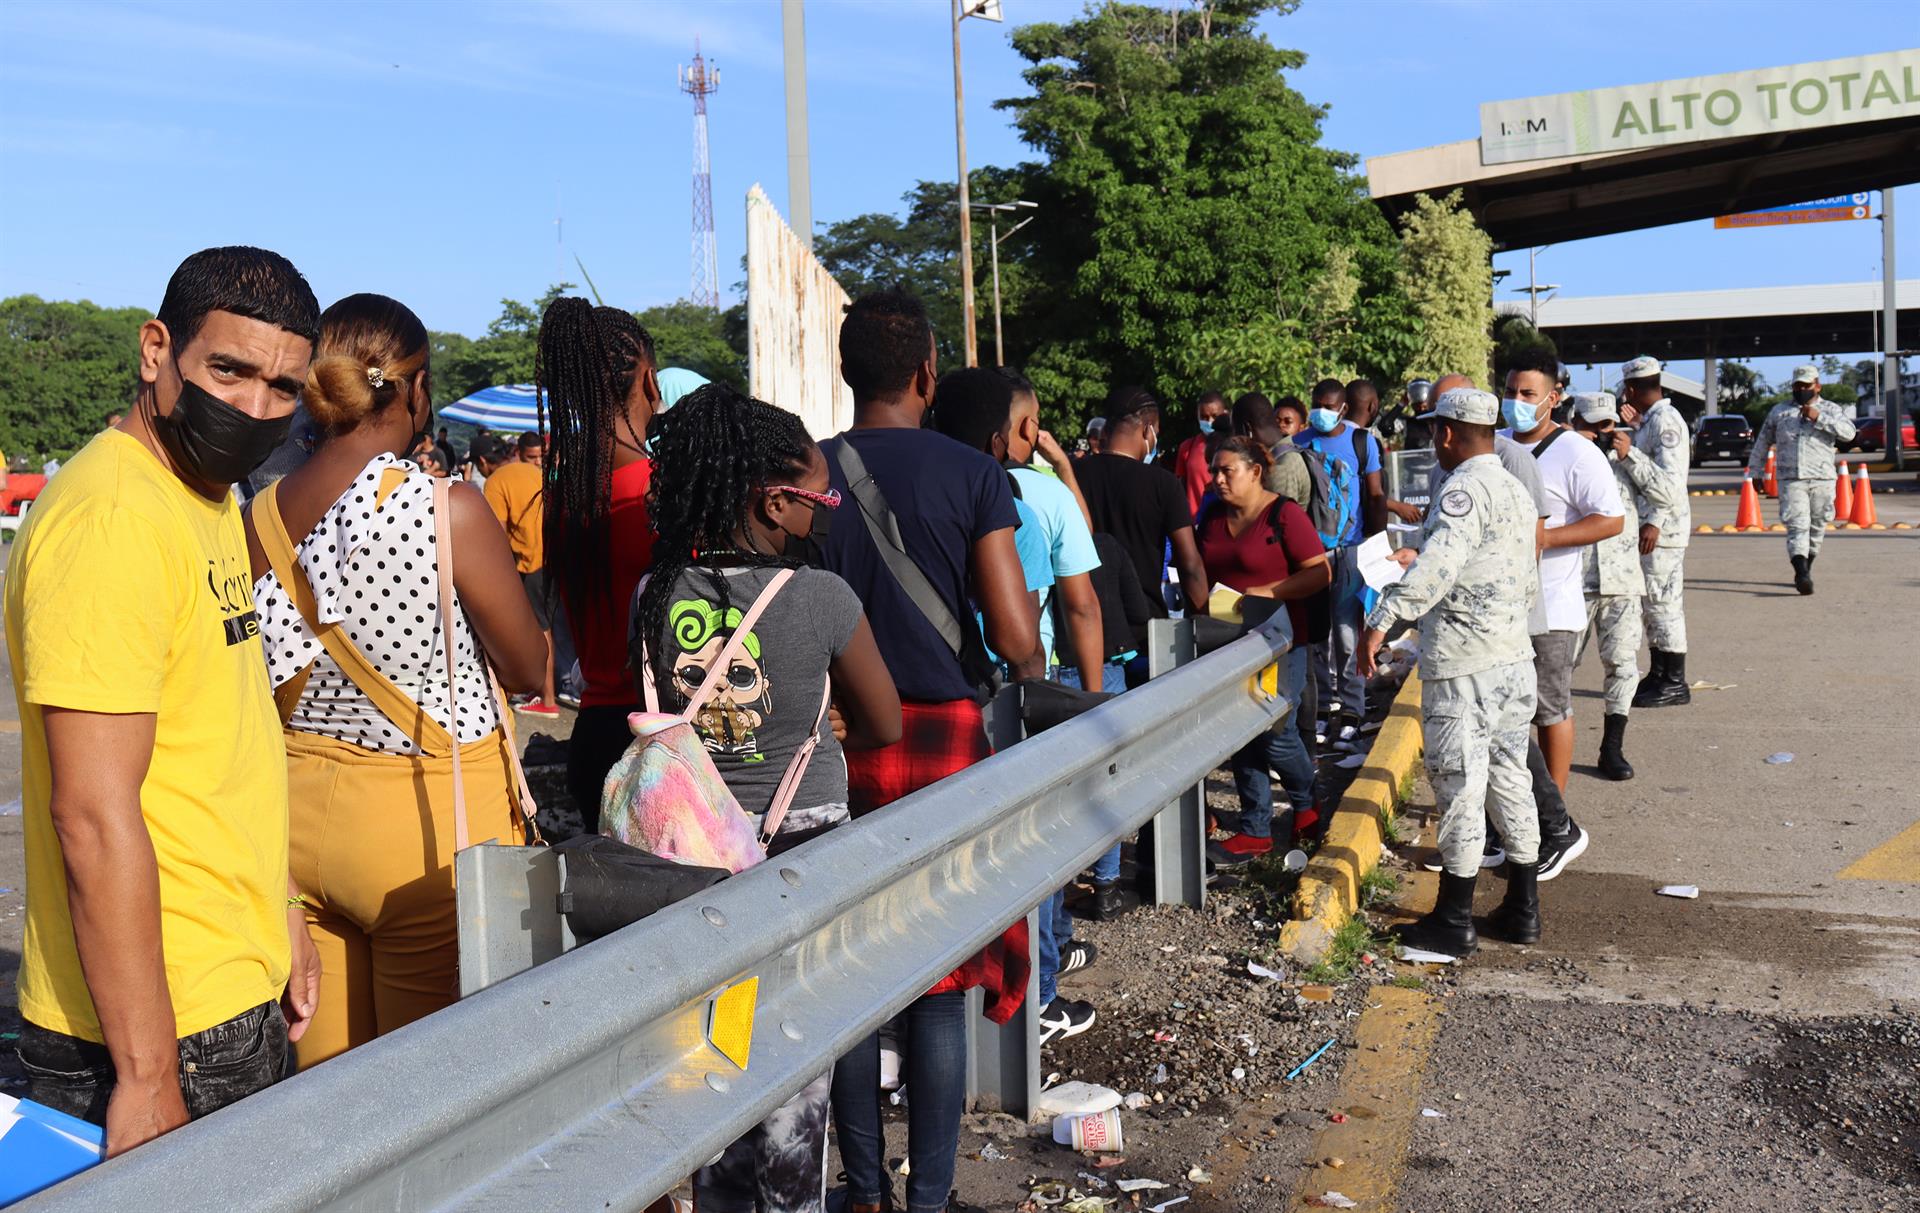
[631,383,817,699]
[536,296,656,612]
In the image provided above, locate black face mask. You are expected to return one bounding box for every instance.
[783,502,831,567]
[1792,388,1816,405]
[154,372,293,487]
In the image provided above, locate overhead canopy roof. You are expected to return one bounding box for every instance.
[1494,280,1918,365]
[1367,115,1920,249]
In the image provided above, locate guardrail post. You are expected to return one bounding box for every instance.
[967,682,1042,1118]
[455,844,574,997]
[1146,617,1207,908]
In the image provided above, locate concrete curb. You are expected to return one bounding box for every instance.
[1278,672,1423,964]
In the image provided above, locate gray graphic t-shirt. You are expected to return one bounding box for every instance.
[633,564,862,832]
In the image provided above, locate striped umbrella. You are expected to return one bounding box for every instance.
[440,384,542,432]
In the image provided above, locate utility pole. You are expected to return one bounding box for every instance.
[781,0,812,250]
[951,0,1001,367]
[971,199,1038,367]
[679,42,721,309]
[1882,189,1904,472]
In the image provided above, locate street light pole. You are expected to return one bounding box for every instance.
[1881,189,1904,472]
[952,0,978,366]
[972,200,1037,366]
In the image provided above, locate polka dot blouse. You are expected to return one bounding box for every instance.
[254,454,500,755]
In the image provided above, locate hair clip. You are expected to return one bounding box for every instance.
[366,367,386,388]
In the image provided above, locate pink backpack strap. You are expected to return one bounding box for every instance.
[433,479,469,853]
[758,676,832,847]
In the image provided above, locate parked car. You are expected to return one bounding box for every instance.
[1846,417,1917,453]
[1690,416,1753,467]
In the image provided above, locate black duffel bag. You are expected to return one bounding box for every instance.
[552,834,729,943]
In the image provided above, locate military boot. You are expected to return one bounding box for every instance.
[1637,650,1691,707]
[1393,870,1478,956]
[1792,555,1813,595]
[1597,713,1634,781]
[1485,861,1541,944]
[1631,651,1668,708]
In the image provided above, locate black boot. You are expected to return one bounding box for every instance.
[1091,880,1126,921]
[1597,713,1634,781]
[1485,861,1541,944]
[1632,651,1668,708]
[1637,650,1691,707]
[1792,554,1813,595]
[1393,870,1478,956]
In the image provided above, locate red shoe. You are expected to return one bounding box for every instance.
[516,701,561,717]
[1291,805,1325,844]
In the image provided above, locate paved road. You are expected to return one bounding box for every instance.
[1380,467,1920,1209]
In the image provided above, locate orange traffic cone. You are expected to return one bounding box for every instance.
[1834,460,1854,522]
[1763,448,1778,498]
[1735,473,1764,530]
[1850,464,1877,527]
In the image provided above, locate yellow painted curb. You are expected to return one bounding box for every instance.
[1290,983,1443,1212]
[1279,673,1423,964]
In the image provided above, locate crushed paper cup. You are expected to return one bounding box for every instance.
[1656,885,1700,899]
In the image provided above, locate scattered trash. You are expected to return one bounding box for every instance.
[1656,885,1700,899]
[1688,681,1736,691]
[1238,1033,1258,1057]
[1116,1179,1170,1193]
[978,1143,1008,1161]
[1036,1081,1123,1119]
[1397,946,1456,964]
[1420,1107,1447,1118]
[1147,1199,1189,1213]
[1308,1194,1358,1209]
[1122,1091,1151,1110]
[1329,1111,1349,1124]
[1287,1038,1337,1080]
[1151,1063,1168,1085]
[1299,985,1335,1003]
[1092,1155,1128,1169]
[1282,848,1309,873]
[0,798,20,817]
[1326,1156,1346,1169]
[1052,1108,1125,1152]
[1764,752,1794,765]
[1061,1198,1110,1213]
[1185,1166,1212,1183]
[1152,1031,1178,1043]
[1028,1180,1068,1206]
[1360,952,1377,966]
[1231,1067,1247,1081]
[1076,1172,1111,1190]
[1247,960,1287,982]
[1159,944,1178,953]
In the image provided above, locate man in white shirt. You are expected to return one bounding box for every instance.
[1501,352,1624,792]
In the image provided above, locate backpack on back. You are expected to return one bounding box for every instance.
[1286,443,1354,550]
[601,568,831,876]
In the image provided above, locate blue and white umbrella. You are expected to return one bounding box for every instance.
[440,384,542,432]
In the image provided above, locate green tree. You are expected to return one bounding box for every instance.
[636,300,747,390]
[1491,313,1557,383]
[997,0,1416,433]
[0,295,149,462]
[1397,191,1494,384]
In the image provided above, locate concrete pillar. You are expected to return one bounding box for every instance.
[1703,355,1719,416]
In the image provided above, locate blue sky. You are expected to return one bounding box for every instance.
[0,0,1910,387]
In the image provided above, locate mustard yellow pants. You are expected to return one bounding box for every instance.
[286,728,521,1067]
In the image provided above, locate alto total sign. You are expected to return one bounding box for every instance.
[1479,49,1920,166]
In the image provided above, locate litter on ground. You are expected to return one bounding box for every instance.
[1764,752,1794,765]
[1656,885,1700,899]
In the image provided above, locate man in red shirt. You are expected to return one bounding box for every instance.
[1174,390,1228,516]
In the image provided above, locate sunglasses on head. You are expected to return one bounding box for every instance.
[764,485,841,510]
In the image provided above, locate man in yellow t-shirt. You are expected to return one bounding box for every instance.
[5,247,322,1156]
[480,433,558,714]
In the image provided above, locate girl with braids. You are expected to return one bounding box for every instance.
[536,297,665,833]
[630,383,899,1213]
[244,293,547,1064]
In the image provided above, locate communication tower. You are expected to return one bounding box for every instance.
[679,42,721,309]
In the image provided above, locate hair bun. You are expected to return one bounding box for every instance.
[305,353,381,430]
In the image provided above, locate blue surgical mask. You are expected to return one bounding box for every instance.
[1501,397,1539,432]
[1197,418,1215,436]
[1308,408,1340,434]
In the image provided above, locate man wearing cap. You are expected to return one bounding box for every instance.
[1358,388,1542,954]
[1619,356,1693,707]
[1748,366,1855,594]
[1569,392,1683,780]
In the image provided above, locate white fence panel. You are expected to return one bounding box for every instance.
[746,184,854,439]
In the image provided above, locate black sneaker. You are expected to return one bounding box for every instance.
[1059,939,1099,974]
[1536,824,1589,882]
[1038,998,1097,1044]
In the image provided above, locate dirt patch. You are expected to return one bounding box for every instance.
[1745,1014,1920,1190]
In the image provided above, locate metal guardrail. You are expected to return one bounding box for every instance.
[25,615,1294,1212]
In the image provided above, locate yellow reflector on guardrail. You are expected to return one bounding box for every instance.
[1252,662,1279,701]
[707,977,758,1070]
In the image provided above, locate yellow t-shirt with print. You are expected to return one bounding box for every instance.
[5,429,289,1042]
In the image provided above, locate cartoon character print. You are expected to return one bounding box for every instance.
[668,596,773,764]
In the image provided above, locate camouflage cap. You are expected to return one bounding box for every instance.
[1433,387,1500,426]
[1622,355,1662,381]
[1571,391,1620,423]
[1790,364,1819,384]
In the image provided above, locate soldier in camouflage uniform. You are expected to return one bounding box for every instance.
[1360,388,1540,955]
[1619,356,1693,708]
[1568,392,1682,782]
[1748,364,1856,595]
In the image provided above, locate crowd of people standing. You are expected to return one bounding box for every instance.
[8,243,1737,1212]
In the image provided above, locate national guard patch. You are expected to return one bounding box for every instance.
[1660,427,1680,448]
[1440,489,1472,518]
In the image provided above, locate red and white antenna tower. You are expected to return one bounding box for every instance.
[679,40,721,309]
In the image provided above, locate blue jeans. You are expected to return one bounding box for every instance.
[1228,646,1314,839]
[1053,663,1126,884]
[830,991,968,1213]
[1313,545,1367,722]
[1038,889,1074,1006]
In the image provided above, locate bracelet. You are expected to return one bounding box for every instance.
[287,894,309,909]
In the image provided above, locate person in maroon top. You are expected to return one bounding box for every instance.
[1174,389,1228,516]
[536,297,662,835]
[1194,437,1331,859]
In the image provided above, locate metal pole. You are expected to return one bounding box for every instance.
[1703,355,1719,417]
[952,0,978,367]
[781,0,812,250]
[989,216,1003,367]
[1528,246,1538,327]
[1882,189,1903,471]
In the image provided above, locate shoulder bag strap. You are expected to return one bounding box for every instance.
[828,438,967,659]
[1531,427,1569,460]
[758,676,832,848]
[255,479,457,755]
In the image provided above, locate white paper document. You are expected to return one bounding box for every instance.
[1356,531,1408,592]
